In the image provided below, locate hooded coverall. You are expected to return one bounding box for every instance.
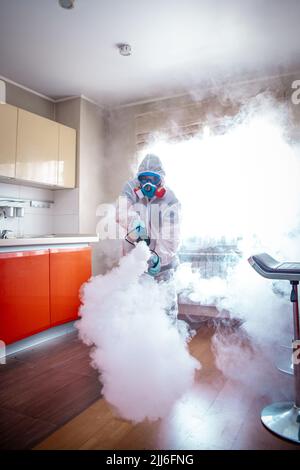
[117,154,181,320]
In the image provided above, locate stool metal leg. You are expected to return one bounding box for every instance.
[261,281,300,444]
[293,281,300,409]
[277,344,294,376]
[277,361,294,376]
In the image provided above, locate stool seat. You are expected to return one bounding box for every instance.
[249,253,300,281]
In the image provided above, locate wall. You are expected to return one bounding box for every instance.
[53,97,81,234]
[78,99,105,233]
[4,80,55,119]
[0,181,54,236]
[105,106,138,201]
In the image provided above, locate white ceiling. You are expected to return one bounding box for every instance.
[1,0,300,107]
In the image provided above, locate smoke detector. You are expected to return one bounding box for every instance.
[117,43,132,56]
[59,0,75,9]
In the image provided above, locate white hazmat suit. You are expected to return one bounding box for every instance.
[117,154,181,319]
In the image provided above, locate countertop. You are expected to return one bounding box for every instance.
[0,234,99,248]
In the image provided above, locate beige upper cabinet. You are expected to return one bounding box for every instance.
[58,124,76,188]
[16,109,59,185]
[0,106,76,188]
[0,104,18,178]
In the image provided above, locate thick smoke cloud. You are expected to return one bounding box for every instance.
[76,242,200,422]
[147,92,300,392]
[81,90,300,412]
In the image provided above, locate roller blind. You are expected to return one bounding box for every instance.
[135,88,289,149]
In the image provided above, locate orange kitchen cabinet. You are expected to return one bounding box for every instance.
[49,246,92,327]
[0,250,50,345]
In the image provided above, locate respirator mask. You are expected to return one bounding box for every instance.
[135,172,166,200]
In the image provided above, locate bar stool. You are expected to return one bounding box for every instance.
[248,253,300,444]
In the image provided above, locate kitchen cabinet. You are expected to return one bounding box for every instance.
[0,246,91,345]
[58,124,76,188]
[49,246,91,326]
[16,108,59,185]
[12,107,76,188]
[0,103,18,178]
[0,250,50,345]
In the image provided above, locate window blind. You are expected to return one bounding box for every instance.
[135,87,289,149]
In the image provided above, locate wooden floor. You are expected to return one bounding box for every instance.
[0,331,102,450]
[34,323,300,450]
[1,312,300,450]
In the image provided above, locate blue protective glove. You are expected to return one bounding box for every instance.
[148,253,161,276]
[129,219,148,242]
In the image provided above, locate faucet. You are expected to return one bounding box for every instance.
[0,207,14,218]
[0,230,13,239]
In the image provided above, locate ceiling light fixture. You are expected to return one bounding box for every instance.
[59,0,75,9]
[117,43,132,56]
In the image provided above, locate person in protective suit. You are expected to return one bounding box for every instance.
[117,153,181,321]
